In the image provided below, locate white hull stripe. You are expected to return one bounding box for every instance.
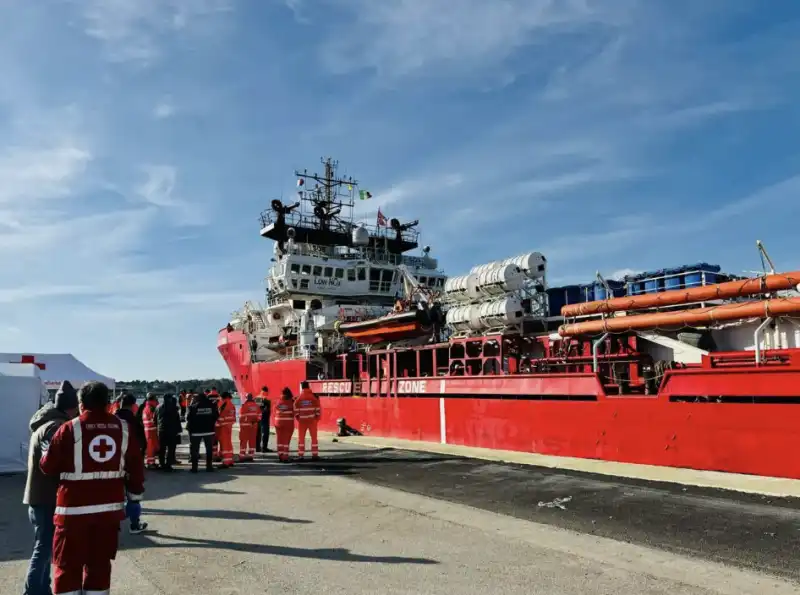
[60,470,126,481]
[439,397,447,445]
[55,502,124,515]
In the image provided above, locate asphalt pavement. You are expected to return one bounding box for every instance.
[0,435,797,594]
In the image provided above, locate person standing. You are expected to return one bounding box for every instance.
[238,393,260,462]
[186,391,219,472]
[116,393,149,534]
[141,393,160,469]
[273,387,296,463]
[22,381,79,595]
[294,381,322,461]
[256,389,272,453]
[178,390,188,421]
[40,381,146,595]
[156,394,182,471]
[215,392,236,467]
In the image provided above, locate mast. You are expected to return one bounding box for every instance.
[258,157,420,254]
[294,157,357,232]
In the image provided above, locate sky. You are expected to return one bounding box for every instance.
[2,0,800,381]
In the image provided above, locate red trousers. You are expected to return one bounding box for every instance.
[145,429,159,466]
[275,423,294,460]
[53,521,119,594]
[297,420,319,458]
[239,423,257,460]
[215,425,234,466]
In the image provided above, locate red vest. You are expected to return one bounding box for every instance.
[273,399,295,426]
[217,398,235,428]
[142,402,158,432]
[40,410,145,526]
[294,389,321,421]
[238,399,260,426]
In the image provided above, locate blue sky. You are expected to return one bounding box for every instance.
[2,0,800,381]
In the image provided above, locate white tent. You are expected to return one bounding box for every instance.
[0,353,115,391]
[0,362,45,474]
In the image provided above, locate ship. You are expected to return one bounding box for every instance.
[219,158,800,480]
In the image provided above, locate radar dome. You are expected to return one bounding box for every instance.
[352,225,369,246]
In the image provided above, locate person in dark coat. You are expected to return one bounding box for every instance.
[155,394,182,471]
[23,381,79,595]
[186,390,219,472]
[257,396,271,452]
[116,393,146,455]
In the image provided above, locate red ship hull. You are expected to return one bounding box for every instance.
[219,327,800,479]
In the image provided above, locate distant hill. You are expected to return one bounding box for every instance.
[115,378,236,398]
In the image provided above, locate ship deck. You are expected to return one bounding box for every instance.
[1,434,798,593]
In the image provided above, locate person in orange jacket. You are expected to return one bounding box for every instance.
[178,390,188,421]
[273,387,296,463]
[294,381,321,461]
[215,392,236,467]
[237,393,260,462]
[141,393,160,469]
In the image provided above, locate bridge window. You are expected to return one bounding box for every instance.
[291,279,297,288]
[301,265,311,275]
[300,279,309,289]
[335,268,344,279]
[290,263,300,274]
[419,276,428,285]
[357,267,366,281]
[347,269,356,281]
[312,266,322,276]
[324,266,333,277]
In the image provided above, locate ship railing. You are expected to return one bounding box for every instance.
[259,209,419,243]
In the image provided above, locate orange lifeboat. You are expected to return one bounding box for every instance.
[558,297,800,336]
[560,271,800,317]
[339,309,432,345]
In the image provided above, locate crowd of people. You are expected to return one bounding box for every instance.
[21,379,323,595]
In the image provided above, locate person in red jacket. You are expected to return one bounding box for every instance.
[141,393,160,469]
[238,393,260,462]
[40,380,145,595]
[294,381,322,460]
[273,387,296,462]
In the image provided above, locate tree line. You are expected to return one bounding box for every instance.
[116,378,237,398]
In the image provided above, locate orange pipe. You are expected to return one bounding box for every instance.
[561,271,800,317]
[558,297,800,336]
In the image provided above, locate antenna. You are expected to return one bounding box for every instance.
[756,240,776,275]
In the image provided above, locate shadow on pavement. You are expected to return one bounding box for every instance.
[144,508,312,524]
[125,532,439,565]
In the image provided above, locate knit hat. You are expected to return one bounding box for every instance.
[54,381,79,412]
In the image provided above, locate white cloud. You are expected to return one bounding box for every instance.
[0,144,91,206]
[135,165,207,225]
[153,99,176,119]
[78,0,234,64]
[303,0,624,79]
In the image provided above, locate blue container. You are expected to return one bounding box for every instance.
[580,284,594,302]
[546,288,564,317]
[664,275,682,290]
[564,285,581,305]
[594,284,607,301]
[628,282,644,296]
[643,279,660,293]
[684,271,718,287]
